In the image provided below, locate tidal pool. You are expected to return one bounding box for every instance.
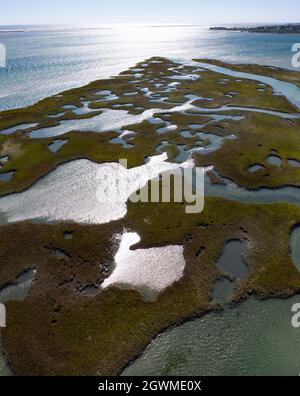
[122,296,300,376]
[102,232,185,301]
[0,171,15,183]
[49,112,65,119]
[288,159,300,168]
[291,225,300,273]
[175,145,189,162]
[0,156,9,165]
[64,231,74,240]
[48,139,68,153]
[71,101,100,116]
[213,278,234,304]
[0,123,38,135]
[168,74,200,81]
[0,154,193,225]
[217,240,249,279]
[156,124,178,134]
[109,133,134,149]
[155,141,169,155]
[0,269,36,304]
[267,155,282,167]
[248,164,265,173]
[0,268,36,376]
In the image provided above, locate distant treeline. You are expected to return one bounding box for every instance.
[210,24,300,34]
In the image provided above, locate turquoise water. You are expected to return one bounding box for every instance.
[122,296,300,376]
[0,25,299,110]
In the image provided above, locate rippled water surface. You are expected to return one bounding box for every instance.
[0,24,299,110]
[122,296,300,376]
[0,154,194,225]
[102,232,185,301]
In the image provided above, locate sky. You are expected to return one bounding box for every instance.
[1,0,300,26]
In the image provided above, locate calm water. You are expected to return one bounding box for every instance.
[122,297,300,376]
[291,226,300,273]
[0,24,299,110]
[0,269,36,376]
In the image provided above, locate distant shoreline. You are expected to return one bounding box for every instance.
[210,24,300,34]
[0,29,25,33]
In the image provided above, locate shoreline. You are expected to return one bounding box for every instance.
[210,24,300,34]
[119,289,300,376]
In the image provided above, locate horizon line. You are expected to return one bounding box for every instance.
[1,21,300,27]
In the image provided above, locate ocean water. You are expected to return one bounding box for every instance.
[0,24,299,110]
[122,297,300,376]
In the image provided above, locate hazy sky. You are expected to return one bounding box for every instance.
[1,0,300,25]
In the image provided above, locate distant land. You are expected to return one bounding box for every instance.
[210,24,300,34]
[0,29,25,33]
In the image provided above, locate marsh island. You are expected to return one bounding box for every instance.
[1,57,300,375]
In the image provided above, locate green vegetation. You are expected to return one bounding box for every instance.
[1,57,300,376]
[2,196,300,375]
[193,112,300,189]
[196,58,300,89]
[1,57,300,193]
[181,69,298,112]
